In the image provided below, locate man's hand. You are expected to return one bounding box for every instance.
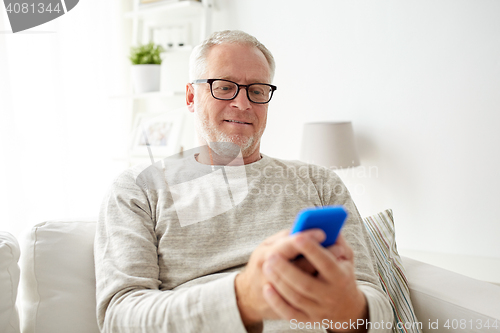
[234,229,325,327]
[261,233,369,333]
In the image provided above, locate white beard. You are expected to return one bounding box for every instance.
[194,111,263,157]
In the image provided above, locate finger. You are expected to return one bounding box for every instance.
[263,260,319,311]
[329,243,346,260]
[294,235,345,280]
[292,257,317,275]
[328,233,345,259]
[270,229,326,261]
[263,254,324,303]
[297,228,326,244]
[329,233,354,261]
[262,283,309,322]
[263,229,291,246]
[338,233,355,261]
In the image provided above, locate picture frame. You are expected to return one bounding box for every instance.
[130,109,185,158]
[139,0,178,5]
[139,0,200,4]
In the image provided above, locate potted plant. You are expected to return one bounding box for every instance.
[129,43,164,93]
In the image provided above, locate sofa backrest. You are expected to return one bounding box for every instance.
[19,221,99,333]
[0,231,21,333]
[18,219,500,333]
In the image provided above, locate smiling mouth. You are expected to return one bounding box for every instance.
[224,120,251,125]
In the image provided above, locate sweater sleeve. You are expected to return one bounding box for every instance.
[320,170,393,333]
[94,171,248,333]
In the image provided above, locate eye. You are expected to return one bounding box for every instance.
[249,85,267,96]
[214,84,236,92]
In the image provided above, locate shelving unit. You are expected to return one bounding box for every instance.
[119,0,213,165]
[127,0,212,49]
[125,1,205,20]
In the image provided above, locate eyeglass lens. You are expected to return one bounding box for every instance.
[211,80,272,103]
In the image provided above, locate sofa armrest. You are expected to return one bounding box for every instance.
[0,232,21,333]
[402,256,500,333]
[19,221,99,333]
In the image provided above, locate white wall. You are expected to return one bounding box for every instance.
[2,0,498,279]
[212,0,500,261]
[0,1,129,238]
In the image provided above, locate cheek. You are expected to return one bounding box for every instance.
[257,107,268,127]
[194,90,209,108]
[194,92,213,117]
[195,97,225,123]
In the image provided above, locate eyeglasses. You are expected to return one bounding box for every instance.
[192,79,277,104]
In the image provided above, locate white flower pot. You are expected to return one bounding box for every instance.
[131,64,161,94]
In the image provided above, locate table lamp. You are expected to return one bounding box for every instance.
[300,122,360,169]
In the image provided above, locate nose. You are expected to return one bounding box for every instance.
[230,87,251,110]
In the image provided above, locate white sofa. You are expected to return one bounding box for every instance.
[1,221,500,333]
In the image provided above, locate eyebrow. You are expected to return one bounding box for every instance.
[218,76,270,84]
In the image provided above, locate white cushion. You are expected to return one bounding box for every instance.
[402,256,500,333]
[19,221,99,333]
[0,231,21,333]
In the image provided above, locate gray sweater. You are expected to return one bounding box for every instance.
[94,153,392,333]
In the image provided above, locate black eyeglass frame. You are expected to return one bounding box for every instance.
[192,79,277,104]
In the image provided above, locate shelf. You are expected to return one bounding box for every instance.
[111,91,185,100]
[125,1,204,20]
[119,0,209,168]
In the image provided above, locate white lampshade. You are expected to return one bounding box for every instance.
[300,122,360,169]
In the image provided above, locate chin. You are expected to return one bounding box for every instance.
[222,128,265,156]
[229,135,251,147]
[219,135,257,156]
[197,121,261,156]
[237,138,259,157]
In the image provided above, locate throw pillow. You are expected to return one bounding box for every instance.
[363,209,423,333]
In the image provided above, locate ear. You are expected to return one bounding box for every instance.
[186,83,195,113]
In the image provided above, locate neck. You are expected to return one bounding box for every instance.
[196,143,262,165]
[240,147,262,164]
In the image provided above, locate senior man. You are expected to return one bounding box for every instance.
[95,30,392,333]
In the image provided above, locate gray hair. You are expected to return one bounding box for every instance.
[189,30,276,83]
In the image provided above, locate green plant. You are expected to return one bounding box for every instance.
[129,43,164,65]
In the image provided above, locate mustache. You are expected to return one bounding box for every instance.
[220,112,256,122]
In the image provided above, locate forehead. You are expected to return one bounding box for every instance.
[205,43,271,83]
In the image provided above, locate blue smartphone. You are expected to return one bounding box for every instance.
[290,206,347,247]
